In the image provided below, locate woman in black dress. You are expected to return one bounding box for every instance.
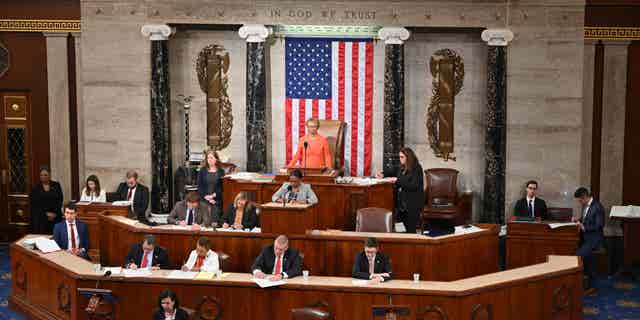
[377,147,424,234]
[29,166,64,234]
[153,289,189,320]
[197,150,225,226]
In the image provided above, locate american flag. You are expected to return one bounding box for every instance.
[285,37,373,176]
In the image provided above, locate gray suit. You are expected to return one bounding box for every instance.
[167,200,212,227]
[271,182,318,204]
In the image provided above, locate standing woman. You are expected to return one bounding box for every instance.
[80,175,107,202]
[29,166,64,234]
[197,150,225,225]
[377,147,424,234]
[153,289,189,320]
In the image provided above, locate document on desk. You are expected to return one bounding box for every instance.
[252,278,286,288]
[548,222,578,229]
[351,279,370,286]
[166,270,198,279]
[123,269,152,277]
[103,267,122,275]
[111,201,131,206]
[34,237,61,253]
[610,205,640,218]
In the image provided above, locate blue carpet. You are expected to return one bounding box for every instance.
[0,244,638,319]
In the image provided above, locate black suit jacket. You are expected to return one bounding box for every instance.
[383,164,425,215]
[153,308,189,320]
[123,243,170,269]
[251,245,302,278]
[115,183,149,219]
[352,251,393,281]
[513,197,548,219]
[197,167,225,209]
[581,199,605,242]
[222,204,260,229]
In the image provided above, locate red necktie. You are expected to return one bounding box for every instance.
[69,223,77,250]
[194,256,205,269]
[141,252,149,268]
[127,188,132,201]
[274,255,282,275]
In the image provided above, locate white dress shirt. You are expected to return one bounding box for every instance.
[65,221,80,250]
[583,197,593,219]
[128,186,137,211]
[80,188,107,202]
[185,249,219,272]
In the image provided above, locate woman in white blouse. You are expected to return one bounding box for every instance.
[181,236,219,273]
[79,175,106,202]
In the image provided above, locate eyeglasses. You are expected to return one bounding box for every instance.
[527,186,537,190]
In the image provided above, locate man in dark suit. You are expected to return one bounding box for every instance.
[573,187,605,294]
[115,170,150,220]
[167,191,213,228]
[124,235,170,270]
[53,203,90,260]
[352,237,393,282]
[251,235,302,280]
[513,180,548,220]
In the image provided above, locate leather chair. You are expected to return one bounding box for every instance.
[291,301,333,320]
[356,207,393,233]
[218,161,237,175]
[547,207,573,222]
[217,251,230,272]
[422,168,472,230]
[317,119,346,171]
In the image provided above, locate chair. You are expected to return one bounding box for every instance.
[356,207,393,233]
[291,301,333,320]
[218,161,237,175]
[422,168,471,230]
[317,119,346,171]
[547,207,573,222]
[217,251,230,272]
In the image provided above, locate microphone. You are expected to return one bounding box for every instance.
[303,141,308,176]
[95,270,112,289]
[284,185,293,207]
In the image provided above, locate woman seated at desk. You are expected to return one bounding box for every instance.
[79,174,106,202]
[272,169,318,205]
[181,237,219,273]
[287,118,332,169]
[222,191,259,230]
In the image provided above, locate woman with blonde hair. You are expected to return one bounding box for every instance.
[222,191,259,230]
[197,150,225,226]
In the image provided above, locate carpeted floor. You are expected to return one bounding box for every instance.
[0,244,638,319]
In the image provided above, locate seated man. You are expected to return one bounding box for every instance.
[573,187,604,294]
[115,170,150,220]
[271,169,318,205]
[53,202,89,259]
[251,235,302,280]
[168,191,213,228]
[513,180,548,220]
[352,237,392,283]
[181,237,219,273]
[124,235,170,270]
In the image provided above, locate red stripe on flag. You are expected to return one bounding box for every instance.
[285,98,292,164]
[364,42,374,176]
[298,99,307,138]
[350,43,359,176]
[312,99,319,119]
[338,42,345,121]
[325,99,332,121]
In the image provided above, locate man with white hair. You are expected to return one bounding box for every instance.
[251,235,302,280]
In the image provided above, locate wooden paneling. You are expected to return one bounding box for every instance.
[506,223,580,269]
[223,178,394,231]
[0,0,80,20]
[260,204,317,234]
[9,242,583,320]
[586,4,640,27]
[623,41,640,205]
[75,203,129,261]
[98,215,499,281]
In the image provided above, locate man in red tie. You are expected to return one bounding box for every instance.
[124,235,170,270]
[115,170,150,220]
[53,203,90,259]
[251,235,302,280]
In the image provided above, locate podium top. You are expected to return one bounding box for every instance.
[260,202,314,209]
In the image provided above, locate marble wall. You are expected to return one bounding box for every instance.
[80,0,586,219]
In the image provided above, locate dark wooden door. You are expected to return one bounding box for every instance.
[623,41,640,205]
[0,91,32,241]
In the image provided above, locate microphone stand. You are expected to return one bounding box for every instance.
[303,141,308,177]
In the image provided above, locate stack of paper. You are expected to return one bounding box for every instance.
[610,206,640,218]
[112,201,131,206]
[103,267,122,275]
[548,222,578,229]
[34,238,61,253]
[123,269,152,277]
[252,278,286,288]
[166,270,198,279]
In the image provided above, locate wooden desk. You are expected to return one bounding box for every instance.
[260,202,317,234]
[75,203,129,261]
[611,216,640,276]
[9,237,583,320]
[506,222,580,269]
[99,215,500,281]
[223,178,393,230]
